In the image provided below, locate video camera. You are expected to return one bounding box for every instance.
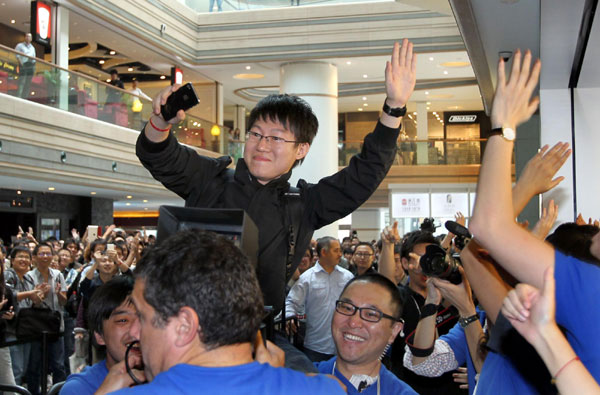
[419,244,462,285]
[445,220,472,251]
[420,217,437,233]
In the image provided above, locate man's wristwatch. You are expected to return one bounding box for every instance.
[489,126,516,141]
[459,313,479,328]
[382,100,407,117]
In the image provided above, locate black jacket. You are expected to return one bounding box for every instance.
[136,121,398,311]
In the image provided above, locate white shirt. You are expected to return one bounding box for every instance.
[15,42,36,65]
[285,261,354,354]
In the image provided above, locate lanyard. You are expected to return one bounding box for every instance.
[332,361,380,395]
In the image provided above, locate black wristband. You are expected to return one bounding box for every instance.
[420,303,438,320]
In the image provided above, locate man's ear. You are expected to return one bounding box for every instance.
[401,257,410,271]
[388,321,403,344]
[295,143,310,160]
[94,331,106,346]
[174,306,200,347]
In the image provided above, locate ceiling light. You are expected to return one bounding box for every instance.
[346,61,351,65]
[425,91,429,95]
[160,75,166,79]
[126,203,131,206]
[362,97,367,101]
[143,199,148,203]
[426,102,431,105]
[433,112,437,115]
[358,108,363,112]
[48,187,55,191]
[10,19,15,24]
[426,107,430,110]
[428,57,434,61]
[90,192,97,195]
[126,195,133,199]
[127,67,134,71]
[440,61,470,68]
[363,103,368,106]
[106,79,111,83]
[362,74,368,78]
[233,73,264,80]
[413,112,417,115]
[443,70,448,75]
[16,190,21,195]
[99,60,105,64]
[245,65,251,70]
[109,50,116,55]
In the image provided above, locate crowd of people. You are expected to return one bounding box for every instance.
[1,38,599,395]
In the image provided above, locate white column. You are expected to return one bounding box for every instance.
[416,101,429,164]
[53,5,69,110]
[216,82,225,153]
[280,61,338,239]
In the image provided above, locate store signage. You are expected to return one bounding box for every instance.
[431,193,469,218]
[31,1,52,47]
[392,193,430,218]
[448,115,477,123]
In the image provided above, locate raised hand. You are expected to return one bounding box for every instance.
[490,49,541,130]
[430,267,476,317]
[151,84,186,125]
[455,212,466,227]
[517,142,571,196]
[532,200,558,240]
[385,39,417,108]
[381,221,400,245]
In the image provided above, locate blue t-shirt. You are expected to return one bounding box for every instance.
[316,356,417,395]
[61,360,108,395]
[555,250,600,380]
[438,309,486,395]
[110,362,344,394]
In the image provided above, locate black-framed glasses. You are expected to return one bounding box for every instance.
[246,131,298,145]
[335,300,402,323]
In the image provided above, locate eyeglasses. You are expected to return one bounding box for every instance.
[246,131,298,145]
[354,252,374,258]
[335,300,402,323]
[37,252,52,257]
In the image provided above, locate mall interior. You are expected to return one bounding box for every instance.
[0,0,598,244]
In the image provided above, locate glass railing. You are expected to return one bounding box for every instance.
[339,139,488,166]
[0,44,229,155]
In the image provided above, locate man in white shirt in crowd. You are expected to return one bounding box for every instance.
[14,33,36,99]
[286,236,354,362]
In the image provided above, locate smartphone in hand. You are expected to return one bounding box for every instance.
[161,83,200,121]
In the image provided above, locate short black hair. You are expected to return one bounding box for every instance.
[340,272,403,320]
[134,230,263,350]
[88,276,134,336]
[400,230,439,259]
[354,241,375,255]
[247,94,318,168]
[546,223,600,264]
[33,242,53,256]
[10,245,31,260]
[64,238,79,250]
[316,236,338,257]
[110,70,118,76]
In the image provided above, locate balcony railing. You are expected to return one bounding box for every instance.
[0,44,228,154]
[339,139,489,166]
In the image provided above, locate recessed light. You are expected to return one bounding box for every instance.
[245,65,251,70]
[16,190,21,195]
[425,91,429,95]
[233,73,264,80]
[10,19,15,24]
[99,60,105,64]
[106,79,111,83]
[90,192,97,195]
[363,103,368,107]
[126,203,131,206]
[346,61,352,65]
[126,195,133,199]
[362,74,368,78]
[443,70,449,75]
[433,112,437,115]
[127,67,133,71]
[413,112,417,115]
[429,57,434,61]
[362,97,367,100]
[48,187,55,191]
[426,107,430,110]
[358,108,363,111]
[440,61,470,68]
[160,75,166,79]
[143,199,148,203]
[426,102,431,105]
[109,50,116,55]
